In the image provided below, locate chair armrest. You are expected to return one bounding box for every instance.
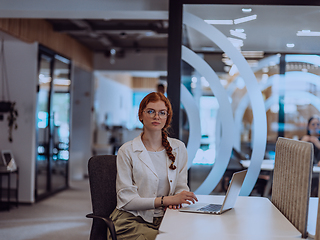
[86,213,117,240]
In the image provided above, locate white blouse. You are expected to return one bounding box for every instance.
[116,134,189,223]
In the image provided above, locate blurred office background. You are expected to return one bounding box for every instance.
[0,0,319,206]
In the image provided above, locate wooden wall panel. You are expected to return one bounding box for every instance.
[0,19,93,71]
[132,77,158,89]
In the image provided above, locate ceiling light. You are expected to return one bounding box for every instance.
[54,79,71,86]
[144,31,154,37]
[286,43,295,48]
[242,8,252,13]
[220,79,228,86]
[230,30,247,39]
[241,51,264,58]
[229,64,239,76]
[201,77,209,87]
[227,37,244,48]
[247,60,258,67]
[201,46,216,51]
[235,29,245,32]
[297,30,320,36]
[234,14,257,24]
[222,57,233,66]
[204,19,233,25]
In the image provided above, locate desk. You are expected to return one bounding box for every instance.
[307,197,318,238]
[240,159,320,173]
[156,195,302,240]
[0,168,19,211]
[240,160,320,197]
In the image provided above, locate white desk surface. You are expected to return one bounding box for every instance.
[156,195,303,240]
[307,197,319,238]
[240,159,320,173]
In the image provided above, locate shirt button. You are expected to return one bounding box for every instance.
[170,180,172,182]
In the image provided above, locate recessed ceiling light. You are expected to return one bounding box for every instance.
[286,43,295,48]
[242,8,252,13]
[204,19,233,25]
[297,30,320,36]
[234,15,257,25]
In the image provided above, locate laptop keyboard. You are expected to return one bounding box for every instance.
[198,204,222,212]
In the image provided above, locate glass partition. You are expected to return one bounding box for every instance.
[35,46,71,200]
[178,3,320,196]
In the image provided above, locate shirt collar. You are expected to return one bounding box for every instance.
[132,132,179,152]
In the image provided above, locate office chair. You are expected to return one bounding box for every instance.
[271,137,313,238]
[86,155,117,240]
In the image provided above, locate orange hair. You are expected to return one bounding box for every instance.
[139,92,176,170]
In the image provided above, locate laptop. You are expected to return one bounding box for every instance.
[179,169,247,214]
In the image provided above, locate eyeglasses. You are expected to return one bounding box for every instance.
[143,108,168,119]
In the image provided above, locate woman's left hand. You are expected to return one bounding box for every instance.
[167,204,182,209]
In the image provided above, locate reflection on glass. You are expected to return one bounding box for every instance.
[35,51,71,199]
[51,56,70,192]
[36,55,51,197]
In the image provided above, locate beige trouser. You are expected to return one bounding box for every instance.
[107,209,163,240]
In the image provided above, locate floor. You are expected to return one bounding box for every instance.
[0,180,92,240]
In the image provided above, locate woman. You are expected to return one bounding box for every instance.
[108,92,198,240]
[301,115,320,166]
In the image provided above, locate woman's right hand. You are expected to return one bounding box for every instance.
[166,190,198,207]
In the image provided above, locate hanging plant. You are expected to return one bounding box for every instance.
[7,102,18,142]
[0,39,18,142]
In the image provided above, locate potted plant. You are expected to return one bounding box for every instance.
[0,101,12,113]
[7,102,18,142]
[0,101,18,142]
[0,40,18,142]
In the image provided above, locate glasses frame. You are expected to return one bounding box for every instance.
[143,108,169,119]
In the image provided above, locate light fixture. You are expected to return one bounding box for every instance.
[229,64,239,76]
[222,51,264,59]
[242,8,252,13]
[235,29,245,32]
[241,51,264,58]
[230,29,247,39]
[297,30,320,36]
[286,43,295,48]
[201,77,209,87]
[110,48,116,64]
[144,31,154,37]
[227,37,243,48]
[204,19,233,25]
[201,46,216,52]
[234,14,257,24]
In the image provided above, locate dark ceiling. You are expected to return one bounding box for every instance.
[47,19,169,54]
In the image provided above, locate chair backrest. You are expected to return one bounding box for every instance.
[88,155,117,240]
[271,137,313,238]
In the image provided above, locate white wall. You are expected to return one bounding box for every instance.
[94,72,133,131]
[69,66,94,180]
[0,35,38,203]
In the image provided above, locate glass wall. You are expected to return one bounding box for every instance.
[35,46,71,200]
[178,4,320,195]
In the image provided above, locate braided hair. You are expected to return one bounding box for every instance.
[139,92,176,170]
